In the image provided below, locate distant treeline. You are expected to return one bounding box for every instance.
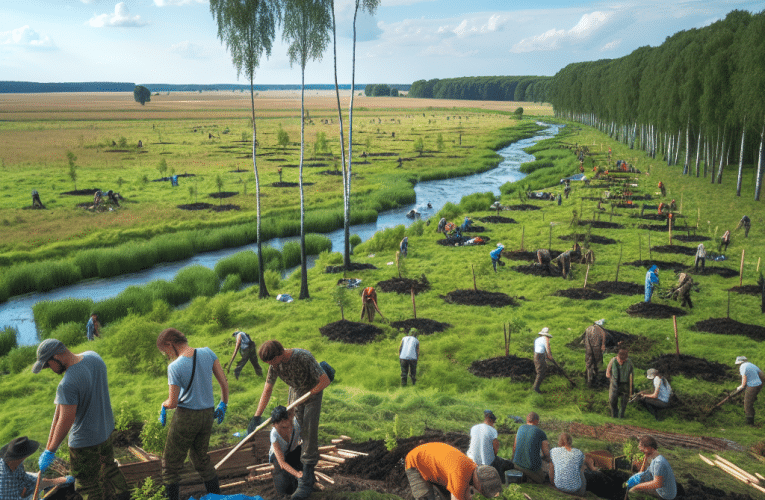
[0,81,405,94]
[407,76,552,102]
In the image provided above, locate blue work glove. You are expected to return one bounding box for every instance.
[247,415,263,434]
[213,401,227,424]
[64,476,75,485]
[38,450,56,473]
[159,406,167,427]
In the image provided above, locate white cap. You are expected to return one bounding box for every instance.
[735,356,747,365]
[538,327,552,337]
[497,243,504,249]
[595,319,605,326]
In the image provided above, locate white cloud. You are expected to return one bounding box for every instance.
[170,41,208,59]
[510,10,613,53]
[0,25,54,48]
[89,3,147,27]
[380,0,437,6]
[154,0,206,6]
[601,39,622,51]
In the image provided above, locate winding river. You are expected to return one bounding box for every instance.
[0,122,560,346]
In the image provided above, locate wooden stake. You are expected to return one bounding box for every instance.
[411,286,417,319]
[584,264,590,288]
[504,324,509,357]
[668,215,673,245]
[521,226,525,251]
[548,225,552,248]
[697,207,700,229]
[673,316,679,358]
[639,235,642,262]
[315,471,335,485]
[740,249,745,287]
[320,454,345,464]
[472,265,477,291]
[757,257,761,273]
[714,455,761,484]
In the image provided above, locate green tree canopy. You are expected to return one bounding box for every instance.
[133,85,151,105]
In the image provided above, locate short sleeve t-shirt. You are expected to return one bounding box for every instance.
[236,332,252,351]
[406,442,476,500]
[55,351,114,448]
[400,336,419,360]
[513,424,548,472]
[467,423,497,465]
[269,418,301,461]
[534,336,547,355]
[654,377,672,403]
[648,455,677,499]
[266,349,324,395]
[168,347,217,410]
[550,447,584,493]
[740,363,763,387]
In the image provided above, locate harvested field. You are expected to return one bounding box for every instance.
[624,260,686,272]
[577,220,624,229]
[727,285,762,296]
[376,275,431,295]
[559,234,618,245]
[325,263,377,273]
[553,288,609,300]
[477,215,517,224]
[647,353,732,382]
[694,317,765,341]
[440,289,517,307]
[319,320,383,344]
[591,281,644,296]
[626,302,688,318]
[651,244,696,256]
[389,318,451,335]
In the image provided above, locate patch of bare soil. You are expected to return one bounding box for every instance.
[319,170,343,176]
[567,329,655,354]
[462,225,486,233]
[177,202,214,210]
[112,422,142,448]
[674,234,711,243]
[513,263,563,277]
[208,191,238,199]
[591,281,644,296]
[389,318,451,335]
[694,317,765,341]
[271,181,314,187]
[325,263,378,273]
[553,288,609,300]
[637,223,671,232]
[577,220,624,229]
[613,203,639,209]
[560,234,618,245]
[440,289,518,307]
[376,275,431,294]
[468,355,538,379]
[626,302,688,319]
[648,353,732,382]
[727,285,762,296]
[504,204,541,211]
[686,266,738,278]
[478,216,517,224]
[61,188,99,196]
[503,250,562,261]
[436,237,490,246]
[319,320,383,344]
[210,204,240,212]
[624,260,686,273]
[682,477,756,500]
[651,244,696,256]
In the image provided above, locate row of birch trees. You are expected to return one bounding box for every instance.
[210,0,379,300]
[549,9,765,202]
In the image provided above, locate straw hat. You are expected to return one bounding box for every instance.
[538,327,552,338]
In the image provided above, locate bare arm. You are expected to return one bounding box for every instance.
[739,374,748,391]
[541,440,551,462]
[631,474,664,493]
[272,442,302,479]
[605,358,614,379]
[212,359,229,404]
[46,404,77,452]
[228,336,242,368]
[163,385,181,409]
[492,438,499,456]
[311,372,331,395]
[545,337,553,361]
[255,382,275,417]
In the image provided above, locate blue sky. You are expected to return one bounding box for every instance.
[2,0,764,85]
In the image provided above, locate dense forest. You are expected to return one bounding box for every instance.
[549,9,765,201]
[407,76,552,102]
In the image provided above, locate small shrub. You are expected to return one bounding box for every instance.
[114,401,141,432]
[407,220,426,237]
[33,298,93,335]
[148,300,172,323]
[263,269,281,291]
[6,346,37,374]
[220,274,242,292]
[139,419,167,455]
[350,234,362,249]
[49,322,88,348]
[174,265,220,298]
[132,476,166,500]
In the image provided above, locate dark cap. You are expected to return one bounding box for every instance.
[484,410,496,421]
[0,436,40,461]
[32,339,67,374]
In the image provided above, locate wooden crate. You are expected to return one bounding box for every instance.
[586,450,624,470]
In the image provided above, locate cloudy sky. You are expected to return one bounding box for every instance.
[2,0,764,86]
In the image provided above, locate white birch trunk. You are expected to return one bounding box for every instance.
[736,125,746,196]
[755,121,764,201]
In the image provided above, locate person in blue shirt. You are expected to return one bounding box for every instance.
[644,265,659,302]
[628,436,677,499]
[86,313,101,341]
[490,244,504,272]
[735,356,763,426]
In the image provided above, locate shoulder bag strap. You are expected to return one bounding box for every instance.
[179,349,197,405]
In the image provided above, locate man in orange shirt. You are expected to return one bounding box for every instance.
[405,442,502,500]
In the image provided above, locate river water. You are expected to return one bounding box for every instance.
[0,122,560,346]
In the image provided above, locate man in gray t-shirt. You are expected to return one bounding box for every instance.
[32,339,129,500]
[467,410,513,481]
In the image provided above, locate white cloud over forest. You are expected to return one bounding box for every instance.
[89,3,147,27]
[511,10,613,53]
[0,25,54,48]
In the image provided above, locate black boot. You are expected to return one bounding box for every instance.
[165,483,180,500]
[291,463,315,500]
[204,476,221,494]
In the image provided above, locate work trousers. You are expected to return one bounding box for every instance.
[533,353,547,392]
[400,358,418,386]
[584,332,603,388]
[69,435,130,500]
[270,445,302,495]
[405,468,449,500]
[609,383,630,418]
[744,384,762,418]
[163,407,216,486]
[290,388,323,466]
[234,347,263,379]
[491,455,514,482]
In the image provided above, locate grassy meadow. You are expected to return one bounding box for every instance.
[1,94,764,498]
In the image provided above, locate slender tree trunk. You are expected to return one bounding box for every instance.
[346,2,360,263]
[683,120,690,175]
[299,68,309,299]
[251,79,268,299]
[755,120,764,202]
[716,130,726,184]
[695,129,701,178]
[737,123,746,196]
[712,128,720,184]
[675,128,681,167]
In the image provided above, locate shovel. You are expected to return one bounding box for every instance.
[706,387,744,416]
[549,358,577,388]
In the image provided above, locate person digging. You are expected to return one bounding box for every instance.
[584,319,608,388]
[226,330,263,380]
[360,286,385,323]
[735,356,763,425]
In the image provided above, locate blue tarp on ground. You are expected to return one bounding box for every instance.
[191,494,267,500]
[560,173,587,183]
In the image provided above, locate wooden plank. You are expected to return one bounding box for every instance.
[318,445,338,453]
[714,455,760,484]
[315,471,335,485]
[319,454,345,464]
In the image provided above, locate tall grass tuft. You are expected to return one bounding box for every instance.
[282,241,301,269]
[32,260,83,292]
[355,226,406,254]
[215,251,259,282]
[220,274,242,292]
[262,246,284,272]
[459,192,496,212]
[99,314,166,376]
[143,280,192,307]
[173,265,220,297]
[153,233,195,263]
[97,286,154,324]
[0,327,18,357]
[5,346,37,374]
[33,298,93,336]
[49,322,89,348]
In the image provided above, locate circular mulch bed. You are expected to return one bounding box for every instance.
[647,353,732,382]
[209,191,238,199]
[513,263,563,277]
[469,355,538,379]
[477,216,517,224]
[613,203,639,209]
[685,266,738,278]
[61,188,99,196]
[591,281,644,296]
[577,220,624,229]
[271,181,314,187]
[319,170,343,176]
[559,234,617,245]
[568,329,655,353]
[694,317,765,342]
[504,204,541,211]
[623,260,686,273]
[651,244,697,256]
[440,289,517,307]
[210,204,240,212]
[376,275,431,295]
[389,318,451,335]
[637,224,671,232]
[112,422,142,447]
[727,285,762,296]
[325,263,378,273]
[503,250,563,261]
[462,225,486,233]
[319,320,383,344]
[626,302,688,318]
[553,288,609,300]
[178,202,214,210]
[674,235,711,243]
[436,237,490,246]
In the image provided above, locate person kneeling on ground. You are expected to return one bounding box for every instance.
[268,406,302,496]
[636,368,672,420]
[405,442,502,500]
[627,436,677,499]
[0,436,73,500]
[549,432,598,496]
[467,410,513,482]
[512,412,550,484]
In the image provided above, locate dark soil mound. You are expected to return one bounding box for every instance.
[436,237,490,246]
[325,263,378,273]
[686,266,738,278]
[376,275,431,295]
[651,244,696,256]
[178,202,214,210]
[319,170,343,176]
[462,225,486,233]
[468,355,537,379]
[682,477,755,500]
[319,320,383,344]
[513,263,563,277]
[503,250,562,261]
[648,353,732,382]
[112,422,142,447]
[586,469,629,500]
[271,181,314,187]
[624,260,686,272]
[504,204,541,211]
[578,220,624,229]
[440,289,517,307]
[694,317,765,341]
[674,235,710,243]
[553,288,609,300]
[559,234,618,245]
[638,223,670,232]
[613,203,639,208]
[208,191,238,199]
[728,285,762,296]
[61,188,99,196]
[568,329,655,353]
[210,204,240,212]
[626,302,688,319]
[478,216,517,224]
[389,318,451,335]
[591,281,644,295]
